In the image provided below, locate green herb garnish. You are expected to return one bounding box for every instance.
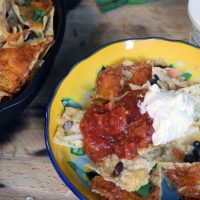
[32,10,47,23]
[97,66,106,76]
[168,64,174,68]
[136,184,151,197]
[61,98,82,109]
[181,72,192,81]
[91,87,96,92]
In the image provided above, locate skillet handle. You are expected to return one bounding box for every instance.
[64,0,81,10]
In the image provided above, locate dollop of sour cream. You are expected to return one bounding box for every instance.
[138,84,194,146]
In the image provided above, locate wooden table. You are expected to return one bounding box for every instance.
[0,0,190,199]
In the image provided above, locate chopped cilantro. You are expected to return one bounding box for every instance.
[97,66,106,77]
[181,72,192,81]
[168,64,174,68]
[136,184,151,197]
[61,98,82,109]
[32,10,47,23]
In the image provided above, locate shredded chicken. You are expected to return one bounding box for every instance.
[96,65,123,99]
[96,62,152,100]
[127,62,152,86]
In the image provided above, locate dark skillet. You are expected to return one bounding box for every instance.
[0,0,67,129]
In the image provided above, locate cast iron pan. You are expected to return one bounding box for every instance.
[0,0,67,129]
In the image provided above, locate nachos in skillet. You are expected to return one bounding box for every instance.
[0,0,54,103]
[54,59,200,200]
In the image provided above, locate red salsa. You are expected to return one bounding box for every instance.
[80,90,154,163]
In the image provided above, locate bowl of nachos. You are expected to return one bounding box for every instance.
[45,38,200,200]
[0,0,66,128]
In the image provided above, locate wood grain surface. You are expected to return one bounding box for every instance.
[0,0,190,199]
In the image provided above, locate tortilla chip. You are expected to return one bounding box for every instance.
[6,3,19,28]
[90,165,162,200]
[0,0,11,42]
[0,38,52,94]
[4,31,25,47]
[178,84,200,120]
[54,107,84,148]
[91,176,145,200]
[0,90,11,103]
[85,162,100,174]
[138,123,200,163]
[151,165,162,190]
[178,83,200,96]
[87,155,156,192]
[12,0,53,34]
[138,145,163,161]
[0,67,23,94]
[43,6,54,37]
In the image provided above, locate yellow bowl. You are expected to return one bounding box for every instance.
[45,38,200,200]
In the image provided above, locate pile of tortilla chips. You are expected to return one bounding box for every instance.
[54,60,200,199]
[0,0,54,103]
